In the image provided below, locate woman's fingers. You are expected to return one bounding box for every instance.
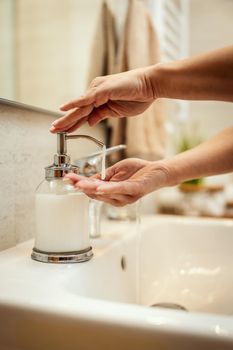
[71,177,132,197]
[52,96,118,133]
[64,174,85,184]
[91,173,101,180]
[103,165,117,181]
[50,118,81,133]
[85,193,134,207]
[95,181,140,196]
[59,84,110,112]
[65,116,89,133]
[90,164,128,182]
[64,174,102,186]
[75,178,104,192]
[88,104,120,126]
[65,174,140,206]
[76,178,143,197]
[51,104,94,132]
[59,88,98,111]
[60,76,107,111]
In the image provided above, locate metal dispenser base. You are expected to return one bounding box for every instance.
[31,246,93,263]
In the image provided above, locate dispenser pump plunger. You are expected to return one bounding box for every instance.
[45,132,104,180]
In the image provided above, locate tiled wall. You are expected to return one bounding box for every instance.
[0,99,105,251]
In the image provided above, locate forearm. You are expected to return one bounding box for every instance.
[160,127,233,187]
[148,46,233,102]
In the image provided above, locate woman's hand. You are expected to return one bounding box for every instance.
[50,46,233,133]
[50,66,160,133]
[65,158,169,207]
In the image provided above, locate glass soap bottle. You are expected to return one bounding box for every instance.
[31,132,104,263]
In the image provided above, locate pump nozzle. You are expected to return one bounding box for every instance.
[45,132,104,180]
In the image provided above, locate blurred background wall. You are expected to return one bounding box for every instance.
[189,0,233,138]
[1,0,233,133]
[15,0,101,110]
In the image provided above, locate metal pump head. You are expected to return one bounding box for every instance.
[45,132,104,180]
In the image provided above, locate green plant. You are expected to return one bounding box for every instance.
[178,135,204,186]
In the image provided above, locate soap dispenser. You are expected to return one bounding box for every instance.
[31,132,104,263]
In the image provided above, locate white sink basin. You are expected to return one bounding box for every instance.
[0,215,233,350]
[140,217,233,315]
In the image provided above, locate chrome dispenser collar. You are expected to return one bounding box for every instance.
[45,132,104,180]
[45,164,79,180]
[31,246,93,263]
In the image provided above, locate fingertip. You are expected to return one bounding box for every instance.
[65,173,84,183]
[96,185,108,193]
[50,126,57,133]
[88,119,95,127]
[59,101,77,111]
[104,169,114,181]
[63,177,74,185]
[91,173,101,180]
[59,105,68,111]
[88,116,99,127]
[52,119,60,126]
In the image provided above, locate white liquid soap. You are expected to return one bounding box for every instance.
[35,192,90,252]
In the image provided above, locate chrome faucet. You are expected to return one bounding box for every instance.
[74,144,126,238]
[74,144,126,177]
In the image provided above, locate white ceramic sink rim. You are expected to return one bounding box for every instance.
[0,215,233,344]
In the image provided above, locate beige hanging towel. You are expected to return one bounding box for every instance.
[110,0,166,162]
[86,1,117,86]
[86,0,166,161]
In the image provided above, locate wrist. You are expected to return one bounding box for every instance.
[145,62,182,100]
[150,160,180,189]
[144,63,169,99]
